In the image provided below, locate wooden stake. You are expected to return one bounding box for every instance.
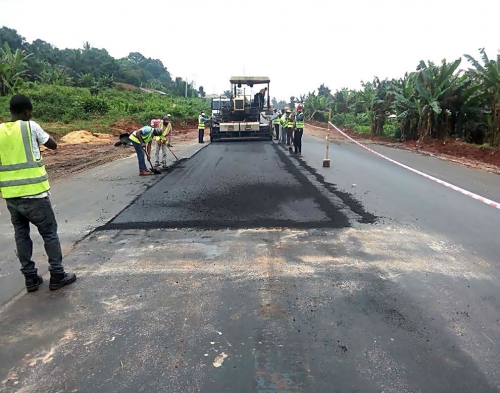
[323,109,332,168]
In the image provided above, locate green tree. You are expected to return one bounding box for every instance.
[0,42,31,95]
[465,48,500,144]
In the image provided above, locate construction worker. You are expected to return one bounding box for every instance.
[280,108,287,144]
[129,123,162,175]
[294,105,304,156]
[286,110,294,148]
[153,117,171,169]
[165,114,173,146]
[0,94,76,292]
[259,87,267,109]
[271,109,280,140]
[198,112,210,143]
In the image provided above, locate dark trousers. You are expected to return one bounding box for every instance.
[132,141,148,171]
[286,128,293,145]
[294,128,303,153]
[274,124,280,140]
[199,128,204,143]
[6,197,64,276]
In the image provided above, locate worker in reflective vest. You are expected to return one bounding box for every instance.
[271,109,281,141]
[129,124,162,175]
[286,110,294,147]
[294,105,304,156]
[0,94,76,292]
[280,109,287,144]
[153,116,172,169]
[198,112,211,144]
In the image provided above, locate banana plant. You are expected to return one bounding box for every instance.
[0,42,31,95]
[465,48,500,144]
[414,58,462,141]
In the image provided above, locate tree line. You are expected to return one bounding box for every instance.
[0,26,206,98]
[290,50,500,146]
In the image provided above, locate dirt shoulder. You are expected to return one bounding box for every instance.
[43,126,200,183]
[306,122,500,175]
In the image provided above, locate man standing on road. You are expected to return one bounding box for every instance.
[271,109,280,140]
[198,112,210,144]
[129,124,162,175]
[286,110,295,148]
[165,114,173,147]
[294,105,304,156]
[0,95,76,292]
[153,117,171,169]
[280,109,287,144]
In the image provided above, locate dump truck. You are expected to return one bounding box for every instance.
[210,76,272,142]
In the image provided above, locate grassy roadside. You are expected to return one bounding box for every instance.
[0,84,210,137]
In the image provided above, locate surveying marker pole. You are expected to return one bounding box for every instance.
[323,109,332,168]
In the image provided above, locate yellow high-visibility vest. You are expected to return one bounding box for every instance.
[129,127,154,144]
[0,121,50,198]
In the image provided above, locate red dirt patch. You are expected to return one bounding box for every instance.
[108,118,142,136]
[40,127,200,182]
[114,82,137,90]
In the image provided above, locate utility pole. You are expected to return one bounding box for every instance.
[185,77,188,98]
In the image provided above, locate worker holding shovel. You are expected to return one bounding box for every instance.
[153,116,172,169]
[128,124,162,176]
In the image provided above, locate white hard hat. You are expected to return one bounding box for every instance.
[201,112,206,116]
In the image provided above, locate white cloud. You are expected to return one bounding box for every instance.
[1,0,498,100]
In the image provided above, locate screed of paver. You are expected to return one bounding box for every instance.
[0,227,498,393]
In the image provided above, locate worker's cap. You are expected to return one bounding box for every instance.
[150,119,161,128]
[286,109,291,113]
[163,115,170,122]
[201,112,206,116]
[273,108,277,112]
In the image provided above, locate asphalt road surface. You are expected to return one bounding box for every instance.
[1,134,499,392]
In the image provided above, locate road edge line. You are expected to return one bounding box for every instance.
[309,122,500,210]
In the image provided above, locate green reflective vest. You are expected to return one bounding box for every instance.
[280,115,287,128]
[0,121,50,198]
[129,127,154,144]
[198,115,207,129]
[296,112,304,128]
[272,115,280,125]
[156,122,171,143]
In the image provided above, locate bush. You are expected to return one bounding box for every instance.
[383,121,399,138]
[0,84,210,125]
[354,125,371,134]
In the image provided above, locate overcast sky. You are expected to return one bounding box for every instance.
[1,0,499,100]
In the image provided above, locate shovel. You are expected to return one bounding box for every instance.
[167,144,179,161]
[143,146,161,175]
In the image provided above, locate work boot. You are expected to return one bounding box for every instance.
[49,272,77,291]
[25,274,43,293]
[153,162,160,167]
[139,170,152,176]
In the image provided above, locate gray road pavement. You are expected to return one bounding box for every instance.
[0,142,204,306]
[1,137,499,392]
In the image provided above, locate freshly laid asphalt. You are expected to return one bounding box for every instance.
[1,134,499,392]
